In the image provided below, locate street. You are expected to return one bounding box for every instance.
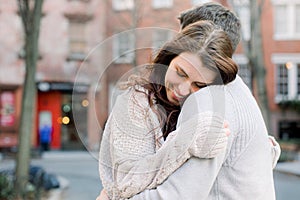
[0,151,102,200]
[32,151,102,200]
[274,171,300,200]
[1,151,300,200]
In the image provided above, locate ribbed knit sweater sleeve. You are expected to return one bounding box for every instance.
[99,87,227,199]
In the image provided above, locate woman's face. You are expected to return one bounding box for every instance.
[164,52,216,105]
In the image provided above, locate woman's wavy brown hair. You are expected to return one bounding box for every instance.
[123,20,238,140]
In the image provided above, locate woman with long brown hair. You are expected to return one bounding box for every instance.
[98,3,280,200]
[98,20,236,200]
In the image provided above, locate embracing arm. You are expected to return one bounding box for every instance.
[109,89,228,199]
[268,136,281,168]
[129,151,226,200]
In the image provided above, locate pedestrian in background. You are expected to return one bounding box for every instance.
[39,124,52,151]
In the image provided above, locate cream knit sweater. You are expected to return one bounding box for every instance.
[99,86,228,199]
[129,76,280,200]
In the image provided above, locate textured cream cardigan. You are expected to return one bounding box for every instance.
[99,86,228,199]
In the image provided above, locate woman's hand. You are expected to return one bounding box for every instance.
[223,121,230,136]
[96,189,109,200]
[181,112,230,159]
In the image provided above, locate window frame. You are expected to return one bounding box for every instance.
[0,89,17,131]
[112,0,134,11]
[152,29,173,51]
[272,0,300,40]
[272,53,300,102]
[233,54,252,89]
[112,31,135,64]
[69,21,87,54]
[191,0,212,6]
[152,0,173,9]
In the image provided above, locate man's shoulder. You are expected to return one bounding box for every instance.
[226,75,246,89]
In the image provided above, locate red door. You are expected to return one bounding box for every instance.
[37,91,61,149]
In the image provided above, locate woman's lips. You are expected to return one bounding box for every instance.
[171,90,185,102]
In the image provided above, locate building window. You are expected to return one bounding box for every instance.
[68,0,91,2]
[273,0,300,40]
[233,1,250,41]
[238,63,252,89]
[233,54,252,89]
[296,5,300,34]
[274,5,288,35]
[69,20,87,59]
[152,29,173,51]
[152,0,173,9]
[279,120,300,139]
[272,53,300,102]
[113,31,134,63]
[276,64,289,97]
[238,6,250,41]
[112,0,134,11]
[191,0,211,6]
[0,91,16,129]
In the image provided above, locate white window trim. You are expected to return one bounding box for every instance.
[152,29,173,49]
[272,53,300,102]
[112,0,134,11]
[152,0,173,9]
[233,54,249,64]
[272,0,300,40]
[191,0,211,6]
[272,53,300,63]
[112,32,134,64]
[233,54,252,89]
[231,1,251,41]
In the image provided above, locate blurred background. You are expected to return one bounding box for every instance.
[0,0,299,199]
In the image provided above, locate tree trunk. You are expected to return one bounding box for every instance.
[229,0,271,132]
[249,0,271,132]
[15,0,44,197]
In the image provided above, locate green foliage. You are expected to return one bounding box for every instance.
[278,139,300,162]
[0,174,15,200]
[278,100,300,113]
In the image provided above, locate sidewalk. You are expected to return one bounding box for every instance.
[275,160,300,177]
[45,176,69,200]
[0,150,98,200]
[40,150,98,200]
[1,151,299,199]
[41,150,98,161]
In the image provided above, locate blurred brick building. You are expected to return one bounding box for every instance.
[0,0,106,151]
[0,0,300,152]
[103,0,300,140]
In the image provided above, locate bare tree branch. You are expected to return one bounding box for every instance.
[258,0,265,16]
[18,0,29,32]
[32,0,44,36]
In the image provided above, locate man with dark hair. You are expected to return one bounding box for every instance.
[127,2,278,199]
[178,2,241,51]
[97,2,279,200]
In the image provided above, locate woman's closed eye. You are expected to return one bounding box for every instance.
[193,82,209,89]
[176,67,187,78]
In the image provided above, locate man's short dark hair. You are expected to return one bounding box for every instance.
[178,2,241,51]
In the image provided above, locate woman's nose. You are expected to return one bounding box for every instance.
[178,81,191,96]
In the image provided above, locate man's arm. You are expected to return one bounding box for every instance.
[129,151,226,200]
[112,106,227,199]
[268,136,281,168]
[128,87,228,200]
